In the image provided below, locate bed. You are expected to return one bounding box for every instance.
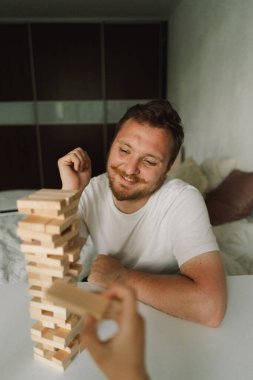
[1,157,253,283]
[168,156,253,275]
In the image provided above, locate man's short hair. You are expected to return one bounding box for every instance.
[116,99,184,164]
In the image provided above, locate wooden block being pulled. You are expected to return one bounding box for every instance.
[46,281,111,320]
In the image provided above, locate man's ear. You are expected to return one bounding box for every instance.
[167,148,183,175]
[166,160,175,174]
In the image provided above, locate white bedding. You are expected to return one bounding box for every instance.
[0,212,27,283]
[213,219,253,275]
[1,191,253,283]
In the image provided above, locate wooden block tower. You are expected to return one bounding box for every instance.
[16,188,84,371]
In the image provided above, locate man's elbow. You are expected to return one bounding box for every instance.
[200,294,227,328]
[205,308,226,328]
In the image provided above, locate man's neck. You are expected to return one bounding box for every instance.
[112,195,149,214]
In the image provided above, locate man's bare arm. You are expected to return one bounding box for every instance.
[88,251,227,327]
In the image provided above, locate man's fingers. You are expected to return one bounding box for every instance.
[81,315,105,360]
[62,148,90,172]
[104,284,138,322]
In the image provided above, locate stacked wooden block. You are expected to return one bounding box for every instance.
[16,188,84,371]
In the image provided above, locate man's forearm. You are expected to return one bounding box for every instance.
[88,252,227,327]
[120,269,225,327]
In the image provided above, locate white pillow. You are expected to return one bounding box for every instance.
[213,219,253,275]
[200,157,237,192]
[168,158,208,195]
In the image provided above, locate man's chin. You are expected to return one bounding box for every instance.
[111,186,149,202]
[111,189,135,201]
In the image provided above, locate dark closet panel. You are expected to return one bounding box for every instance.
[107,124,117,151]
[0,24,33,101]
[40,124,105,188]
[0,125,40,190]
[31,23,102,100]
[104,23,165,99]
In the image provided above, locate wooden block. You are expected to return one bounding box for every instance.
[67,263,83,277]
[21,241,68,255]
[28,272,73,288]
[25,252,68,267]
[56,202,78,220]
[18,215,53,232]
[34,352,66,372]
[67,337,81,356]
[18,214,78,235]
[30,309,80,329]
[17,189,80,217]
[46,280,111,320]
[26,262,67,278]
[17,227,56,243]
[30,297,70,319]
[47,228,79,248]
[65,248,80,263]
[29,285,47,298]
[34,343,45,356]
[42,320,57,329]
[17,197,66,211]
[34,343,59,357]
[31,321,43,337]
[31,323,82,352]
[45,215,78,234]
[31,334,65,352]
[34,338,79,371]
[52,349,70,365]
[17,224,79,248]
[52,317,83,347]
[28,273,55,288]
[18,199,79,219]
[53,337,80,365]
[21,237,82,258]
[29,189,80,205]
[18,208,35,215]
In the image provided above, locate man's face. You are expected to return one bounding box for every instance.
[107,119,173,203]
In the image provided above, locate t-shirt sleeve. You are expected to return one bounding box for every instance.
[170,186,219,267]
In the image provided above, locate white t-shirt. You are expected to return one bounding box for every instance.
[78,173,218,274]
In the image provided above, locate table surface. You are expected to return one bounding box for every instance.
[1,275,253,380]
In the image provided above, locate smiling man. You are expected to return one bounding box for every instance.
[58,100,227,327]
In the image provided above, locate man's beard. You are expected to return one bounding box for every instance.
[108,166,167,201]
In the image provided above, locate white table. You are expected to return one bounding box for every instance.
[1,276,253,380]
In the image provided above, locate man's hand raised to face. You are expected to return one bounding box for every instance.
[58,147,92,191]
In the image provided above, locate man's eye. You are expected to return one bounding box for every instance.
[119,147,130,154]
[144,160,157,166]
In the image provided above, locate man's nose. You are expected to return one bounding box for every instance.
[124,157,140,175]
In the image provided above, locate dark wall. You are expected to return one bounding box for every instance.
[0,22,167,190]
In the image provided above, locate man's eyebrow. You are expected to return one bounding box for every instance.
[117,140,131,147]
